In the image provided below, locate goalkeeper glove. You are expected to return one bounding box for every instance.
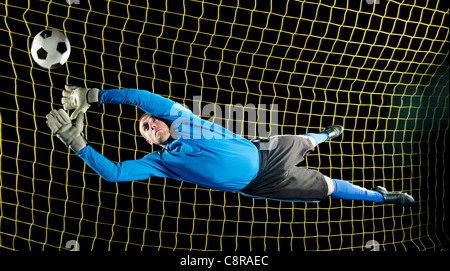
[62,85,99,120]
[46,108,87,153]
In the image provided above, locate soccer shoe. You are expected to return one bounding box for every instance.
[371,186,415,206]
[321,125,344,140]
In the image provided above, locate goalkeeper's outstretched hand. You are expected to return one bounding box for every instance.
[46,108,87,153]
[62,85,98,120]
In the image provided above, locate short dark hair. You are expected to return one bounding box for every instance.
[139,113,149,122]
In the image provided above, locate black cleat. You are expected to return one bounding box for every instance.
[321,125,344,140]
[371,186,415,206]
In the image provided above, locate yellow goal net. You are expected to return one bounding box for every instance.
[0,0,448,251]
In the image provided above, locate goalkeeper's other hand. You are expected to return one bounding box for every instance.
[46,108,87,153]
[62,85,99,120]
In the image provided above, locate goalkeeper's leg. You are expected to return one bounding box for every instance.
[304,125,344,147]
[324,176,414,206]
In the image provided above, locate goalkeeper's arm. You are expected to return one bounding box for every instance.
[61,85,184,123]
[45,108,167,182]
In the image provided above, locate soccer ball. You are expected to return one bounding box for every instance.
[30,29,71,69]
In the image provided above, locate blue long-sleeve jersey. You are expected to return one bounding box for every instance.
[76,89,260,192]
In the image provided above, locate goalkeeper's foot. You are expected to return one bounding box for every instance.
[371,186,415,206]
[321,125,344,141]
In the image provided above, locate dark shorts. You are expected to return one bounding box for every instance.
[240,135,328,202]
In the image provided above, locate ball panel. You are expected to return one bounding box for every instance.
[40,35,58,52]
[40,30,53,39]
[31,35,44,48]
[36,48,48,60]
[34,58,52,69]
[50,29,69,43]
[59,42,71,64]
[56,42,68,54]
[50,63,63,69]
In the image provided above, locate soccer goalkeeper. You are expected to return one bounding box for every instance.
[45,85,414,206]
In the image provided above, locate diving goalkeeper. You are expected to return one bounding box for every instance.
[45,85,414,206]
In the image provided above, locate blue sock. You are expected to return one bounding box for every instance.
[304,132,328,147]
[330,178,384,203]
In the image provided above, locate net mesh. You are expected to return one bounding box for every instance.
[0,0,448,251]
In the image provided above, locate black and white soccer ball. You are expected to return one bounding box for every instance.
[31,29,71,69]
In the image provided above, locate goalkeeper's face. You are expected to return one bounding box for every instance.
[139,113,171,146]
